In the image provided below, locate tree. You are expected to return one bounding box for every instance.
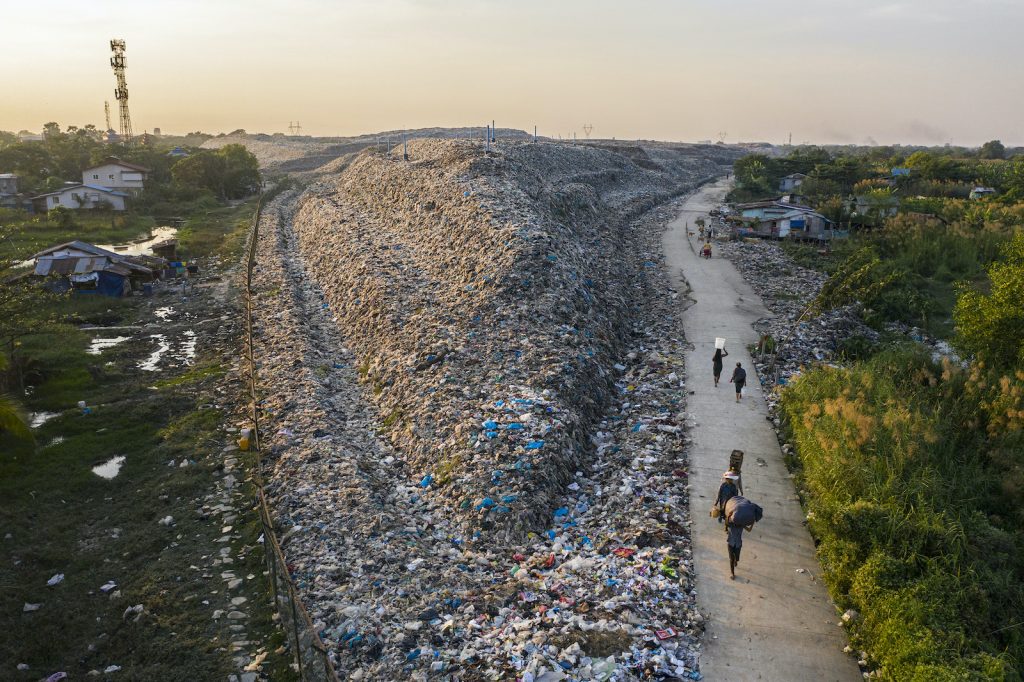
[979,140,1006,160]
[733,154,773,196]
[218,144,261,198]
[0,355,32,442]
[170,144,259,199]
[954,233,1024,368]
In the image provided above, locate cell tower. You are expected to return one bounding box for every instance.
[109,39,133,144]
[583,124,593,139]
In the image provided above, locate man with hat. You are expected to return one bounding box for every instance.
[713,470,740,523]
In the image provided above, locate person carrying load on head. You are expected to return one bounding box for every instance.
[724,495,763,580]
[711,470,740,523]
[728,449,744,495]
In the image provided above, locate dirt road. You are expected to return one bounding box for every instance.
[664,179,860,681]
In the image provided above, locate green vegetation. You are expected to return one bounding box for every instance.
[781,239,1024,680]
[734,144,1024,337]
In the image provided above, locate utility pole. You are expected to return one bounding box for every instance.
[403,130,408,161]
[534,125,537,143]
[491,120,495,142]
[486,125,491,152]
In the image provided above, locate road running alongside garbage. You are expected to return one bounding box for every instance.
[663,179,860,681]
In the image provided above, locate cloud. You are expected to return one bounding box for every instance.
[900,119,949,144]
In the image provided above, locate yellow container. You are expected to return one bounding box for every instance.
[237,436,250,451]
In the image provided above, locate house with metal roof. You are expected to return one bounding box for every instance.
[30,241,165,296]
[31,184,130,212]
[82,157,150,193]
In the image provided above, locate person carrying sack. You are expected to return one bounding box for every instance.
[711,471,740,523]
[724,495,763,580]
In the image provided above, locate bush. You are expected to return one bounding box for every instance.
[781,349,1023,679]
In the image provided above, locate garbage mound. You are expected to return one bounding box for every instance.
[253,171,713,677]
[292,139,719,535]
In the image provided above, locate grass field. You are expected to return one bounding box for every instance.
[0,194,294,680]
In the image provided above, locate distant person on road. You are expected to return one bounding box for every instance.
[713,471,740,523]
[730,362,746,402]
[702,242,712,259]
[712,347,729,386]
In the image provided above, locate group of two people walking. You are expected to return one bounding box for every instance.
[712,347,747,402]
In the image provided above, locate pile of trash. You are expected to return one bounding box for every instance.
[291,139,721,534]
[713,239,879,413]
[250,141,723,678]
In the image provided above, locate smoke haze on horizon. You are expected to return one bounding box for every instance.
[2,0,1022,146]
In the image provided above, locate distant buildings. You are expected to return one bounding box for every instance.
[0,173,19,208]
[970,186,997,200]
[82,157,149,194]
[733,201,836,240]
[32,184,130,212]
[778,173,807,192]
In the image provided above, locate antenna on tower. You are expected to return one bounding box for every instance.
[104,101,112,132]
[583,124,593,139]
[109,39,133,144]
[288,121,302,135]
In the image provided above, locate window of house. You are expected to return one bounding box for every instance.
[93,174,99,179]
[53,196,60,204]
[109,174,115,180]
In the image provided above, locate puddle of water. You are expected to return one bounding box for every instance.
[154,307,174,320]
[87,336,131,355]
[30,412,60,428]
[92,455,125,479]
[95,226,179,257]
[180,330,197,364]
[139,334,170,371]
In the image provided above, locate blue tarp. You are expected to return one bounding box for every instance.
[76,271,128,297]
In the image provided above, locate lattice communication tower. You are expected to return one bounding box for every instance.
[583,123,593,139]
[110,39,133,144]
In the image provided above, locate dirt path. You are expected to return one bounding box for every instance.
[663,179,860,681]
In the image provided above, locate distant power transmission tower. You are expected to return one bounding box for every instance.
[717,131,727,143]
[109,39,133,144]
[104,101,112,131]
[583,123,593,139]
[288,121,302,135]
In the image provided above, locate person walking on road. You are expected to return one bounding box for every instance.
[730,362,746,402]
[713,471,740,523]
[724,495,763,580]
[712,347,729,386]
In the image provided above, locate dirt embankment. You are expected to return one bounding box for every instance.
[290,139,724,535]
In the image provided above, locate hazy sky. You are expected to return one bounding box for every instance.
[3,0,1022,146]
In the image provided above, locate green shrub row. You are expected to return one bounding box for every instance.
[781,348,1024,680]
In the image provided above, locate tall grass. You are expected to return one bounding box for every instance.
[782,347,1023,680]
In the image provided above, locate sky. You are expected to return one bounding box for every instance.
[2,0,1023,146]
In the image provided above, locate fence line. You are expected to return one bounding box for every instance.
[242,191,338,681]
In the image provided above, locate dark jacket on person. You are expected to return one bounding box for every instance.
[715,479,738,515]
[732,366,747,386]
